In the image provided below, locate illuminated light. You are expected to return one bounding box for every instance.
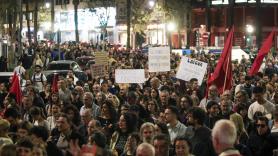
[149,0,155,8]
[45,2,50,8]
[167,22,176,31]
[246,25,254,33]
[43,22,51,30]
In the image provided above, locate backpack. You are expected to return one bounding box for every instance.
[32,73,44,83]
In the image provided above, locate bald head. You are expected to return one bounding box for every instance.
[136,143,155,156]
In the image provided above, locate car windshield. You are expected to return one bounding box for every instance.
[77,58,93,66]
[47,64,70,70]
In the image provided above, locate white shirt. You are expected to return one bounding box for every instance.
[167,121,187,144]
[32,73,47,92]
[47,116,57,130]
[14,65,25,77]
[234,84,244,95]
[248,100,275,120]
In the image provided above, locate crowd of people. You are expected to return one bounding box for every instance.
[0,42,277,156]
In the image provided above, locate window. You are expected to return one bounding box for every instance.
[47,64,70,70]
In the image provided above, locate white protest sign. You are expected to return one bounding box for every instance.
[148,47,170,72]
[176,56,207,85]
[115,69,146,84]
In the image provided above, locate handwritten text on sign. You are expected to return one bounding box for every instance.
[176,57,207,85]
[95,52,108,66]
[148,47,170,72]
[115,69,146,84]
[90,64,106,78]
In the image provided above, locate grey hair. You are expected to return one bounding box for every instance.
[212,119,237,146]
[136,143,155,156]
[84,92,94,100]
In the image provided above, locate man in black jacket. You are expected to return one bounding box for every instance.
[247,116,277,156]
[30,126,63,156]
[187,107,217,156]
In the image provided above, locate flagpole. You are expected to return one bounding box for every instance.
[223,54,230,93]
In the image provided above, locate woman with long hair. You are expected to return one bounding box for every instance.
[46,92,61,116]
[146,99,159,122]
[62,105,81,128]
[29,106,49,132]
[97,100,117,141]
[110,112,137,155]
[46,103,61,131]
[150,88,159,101]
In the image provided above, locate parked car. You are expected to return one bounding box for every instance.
[76,56,95,70]
[43,60,87,83]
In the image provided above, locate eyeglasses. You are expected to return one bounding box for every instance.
[256,124,266,128]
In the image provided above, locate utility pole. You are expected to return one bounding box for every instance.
[126,0,131,49]
[73,0,79,43]
[256,0,262,48]
[34,0,39,44]
[51,0,55,41]
[18,0,23,56]
[206,0,211,46]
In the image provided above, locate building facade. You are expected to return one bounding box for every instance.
[190,0,278,50]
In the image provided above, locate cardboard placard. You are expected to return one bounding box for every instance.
[148,47,170,72]
[176,56,207,85]
[115,69,145,84]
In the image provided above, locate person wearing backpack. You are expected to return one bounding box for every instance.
[31,65,47,93]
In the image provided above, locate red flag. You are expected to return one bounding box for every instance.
[9,72,22,104]
[208,27,234,94]
[51,74,58,93]
[248,30,275,76]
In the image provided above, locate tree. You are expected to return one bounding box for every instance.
[86,0,115,50]
[126,0,131,49]
[165,0,191,48]
[25,0,32,46]
[33,0,39,44]
[51,0,55,38]
[72,0,80,43]
[129,0,153,48]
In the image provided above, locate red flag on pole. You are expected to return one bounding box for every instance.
[208,27,234,94]
[248,30,275,76]
[9,72,22,104]
[51,74,58,93]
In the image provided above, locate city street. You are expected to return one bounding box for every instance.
[0,0,278,156]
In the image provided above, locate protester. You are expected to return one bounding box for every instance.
[153,134,171,156]
[212,120,241,156]
[2,39,278,156]
[136,143,155,156]
[139,122,155,143]
[247,116,277,156]
[174,136,194,156]
[187,107,216,156]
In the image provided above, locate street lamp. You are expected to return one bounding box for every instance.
[246,25,254,33]
[167,22,176,32]
[45,2,50,8]
[246,24,254,48]
[167,22,176,52]
[149,0,155,8]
